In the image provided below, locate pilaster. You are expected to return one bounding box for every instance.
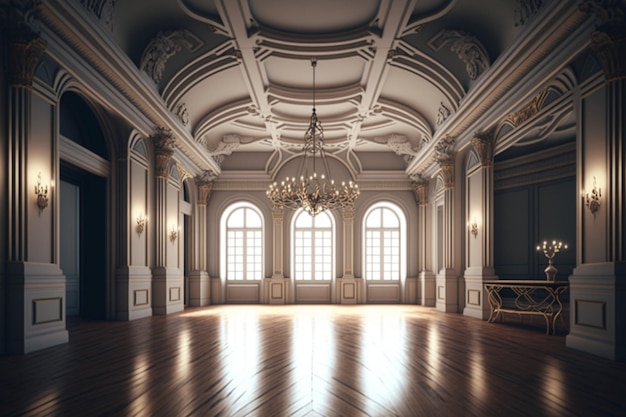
[464,131,498,320]
[188,174,213,307]
[115,150,153,320]
[150,128,183,315]
[267,208,289,304]
[413,176,435,306]
[567,5,626,360]
[435,137,459,312]
[3,4,68,353]
[338,208,360,304]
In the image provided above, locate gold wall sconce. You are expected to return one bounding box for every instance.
[136,214,147,236]
[585,176,601,214]
[470,218,478,239]
[169,225,178,243]
[34,172,49,214]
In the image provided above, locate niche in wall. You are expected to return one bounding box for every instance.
[494,142,576,281]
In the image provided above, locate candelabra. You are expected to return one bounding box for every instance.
[536,240,567,281]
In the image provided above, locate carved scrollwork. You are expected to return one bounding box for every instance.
[470,128,496,167]
[3,3,47,89]
[152,127,176,178]
[428,29,490,80]
[175,102,190,126]
[140,29,204,84]
[505,88,548,127]
[514,0,544,27]
[377,134,418,164]
[436,102,451,127]
[78,0,117,31]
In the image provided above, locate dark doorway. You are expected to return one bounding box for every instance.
[61,161,108,320]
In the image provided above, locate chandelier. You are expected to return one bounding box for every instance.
[266,58,359,216]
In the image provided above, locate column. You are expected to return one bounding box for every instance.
[567,3,626,360]
[338,208,359,304]
[3,5,69,353]
[151,128,184,315]
[463,131,498,319]
[188,173,213,306]
[267,208,289,303]
[434,137,459,313]
[413,176,435,306]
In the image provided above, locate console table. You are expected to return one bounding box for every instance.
[483,280,569,335]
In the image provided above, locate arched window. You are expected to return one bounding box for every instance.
[363,202,406,281]
[293,210,334,280]
[221,203,263,281]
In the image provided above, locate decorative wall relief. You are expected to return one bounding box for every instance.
[428,29,490,80]
[514,0,544,27]
[380,134,418,164]
[436,102,451,127]
[434,135,456,188]
[140,29,204,84]
[504,87,548,128]
[78,0,118,31]
[175,102,189,126]
[151,127,176,178]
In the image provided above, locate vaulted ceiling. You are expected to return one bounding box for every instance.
[66,0,577,179]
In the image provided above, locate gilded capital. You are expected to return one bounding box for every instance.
[4,10,46,88]
[580,0,626,81]
[341,208,355,220]
[196,182,213,206]
[471,129,496,167]
[590,30,626,82]
[411,175,429,206]
[272,208,284,221]
[152,127,176,178]
[438,160,455,189]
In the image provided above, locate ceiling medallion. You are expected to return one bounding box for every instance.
[266,59,360,216]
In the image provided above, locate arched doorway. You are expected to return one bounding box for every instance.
[58,91,111,320]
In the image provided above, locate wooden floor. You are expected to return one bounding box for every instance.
[1,305,625,417]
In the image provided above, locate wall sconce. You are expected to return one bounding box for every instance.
[136,214,147,236]
[34,172,49,214]
[169,225,178,243]
[585,176,601,215]
[470,218,478,239]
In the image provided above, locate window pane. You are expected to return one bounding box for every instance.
[246,208,262,228]
[314,211,331,228]
[366,208,381,228]
[227,208,245,228]
[382,208,399,227]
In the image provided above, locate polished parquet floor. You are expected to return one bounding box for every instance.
[1,305,625,417]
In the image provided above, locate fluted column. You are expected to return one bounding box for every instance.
[463,130,498,320]
[568,1,626,360]
[188,174,213,306]
[435,136,459,313]
[150,128,183,315]
[3,3,69,353]
[413,176,435,306]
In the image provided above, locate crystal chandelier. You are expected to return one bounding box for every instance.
[266,59,359,217]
